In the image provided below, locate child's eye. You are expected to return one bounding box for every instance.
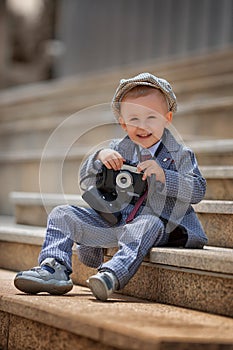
[148,115,157,120]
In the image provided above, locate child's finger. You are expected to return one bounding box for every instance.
[112,158,122,170]
[137,161,148,172]
[103,160,113,169]
[104,156,125,170]
[142,173,147,181]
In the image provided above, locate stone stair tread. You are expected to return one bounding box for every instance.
[187,138,233,153]
[150,246,233,276]
[1,138,233,163]
[0,48,232,106]
[9,192,233,214]
[200,165,233,178]
[9,192,85,207]
[174,72,233,94]
[1,217,232,317]
[1,95,232,132]
[1,216,232,276]
[8,193,233,248]
[1,269,233,349]
[0,216,45,245]
[193,200,233,214]
[178,96,233,114]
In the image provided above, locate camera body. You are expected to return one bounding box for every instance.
[82,162,146,225]
[96,163,146,197]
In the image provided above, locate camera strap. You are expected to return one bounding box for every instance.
[126,142,164,223]
[79,173,97,191]
[125,187,148,223]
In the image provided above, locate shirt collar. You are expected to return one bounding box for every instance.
[139,140,162,157]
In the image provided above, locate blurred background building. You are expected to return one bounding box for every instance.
[1,0,233,88]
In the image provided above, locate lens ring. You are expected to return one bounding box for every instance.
[116,172,133,189]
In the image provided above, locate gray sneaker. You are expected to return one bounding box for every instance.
[14,258,73,295]
[87,271,118,301]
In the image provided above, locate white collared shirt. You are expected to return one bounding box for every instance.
[132,140,162,163]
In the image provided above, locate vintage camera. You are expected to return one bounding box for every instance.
[82,162,146,225]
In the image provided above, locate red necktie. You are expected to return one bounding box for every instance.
[126,150,151,223]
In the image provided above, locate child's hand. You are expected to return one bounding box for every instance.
[137,160,165,183]
[97,149,125,170]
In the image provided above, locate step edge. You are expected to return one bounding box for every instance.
[150,247,233,276]
[1,140,233,162]
[1,226,232,276]
[9,192,85,207]
[1,290,232,349]
[144,261,233,280]
[1,269,233,347]
[193,200,233,214]
[200,165,233,178]
[9,193,233,214]
[1,47,232,104]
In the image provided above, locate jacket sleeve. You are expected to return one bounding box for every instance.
[156,148,206,204]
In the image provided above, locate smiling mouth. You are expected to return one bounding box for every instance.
[137,133,152,138]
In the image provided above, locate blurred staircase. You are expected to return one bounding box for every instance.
[1,48,233,215]
[0,48,233,349]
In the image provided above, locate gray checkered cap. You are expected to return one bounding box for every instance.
[111,72,177,117]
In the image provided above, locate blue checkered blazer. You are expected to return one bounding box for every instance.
[80,129,208,248]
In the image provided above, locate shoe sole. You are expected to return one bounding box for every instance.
[14,276,73,295]
[88,276,109,301]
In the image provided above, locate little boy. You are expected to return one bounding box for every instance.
[14,73,208,301]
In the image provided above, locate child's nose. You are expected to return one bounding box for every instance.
[137,121,148,131]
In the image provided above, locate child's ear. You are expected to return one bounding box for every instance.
[118,116,127,131]
[166,111,173,124]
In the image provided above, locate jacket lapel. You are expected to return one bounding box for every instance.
[154,129,179,170]
[155,146,173,170]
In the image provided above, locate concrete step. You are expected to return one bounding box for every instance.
[174,97,233,139]
[0,108,123,152]
[78,245,233,317]
[1,270,233,350]
[9,192,87,228]
[0,217,232,317]
[192,200,233,248]
[0,152,86,216]
[1,138,233,216]
[1,96,232,154]
[200,166,233,200]
[0,47,232,118]
[188,139,233,166]
[174,72,233,101]
[0,50,233,153]
[9,192,233,249]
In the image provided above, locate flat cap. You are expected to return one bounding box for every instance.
[112,72,177,117]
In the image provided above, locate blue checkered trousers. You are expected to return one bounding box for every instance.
[39,129,208,289]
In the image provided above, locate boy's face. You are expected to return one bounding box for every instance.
[119,91,173,148]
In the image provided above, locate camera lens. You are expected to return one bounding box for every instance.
[120,177,127,184]
[116,172,133,189]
